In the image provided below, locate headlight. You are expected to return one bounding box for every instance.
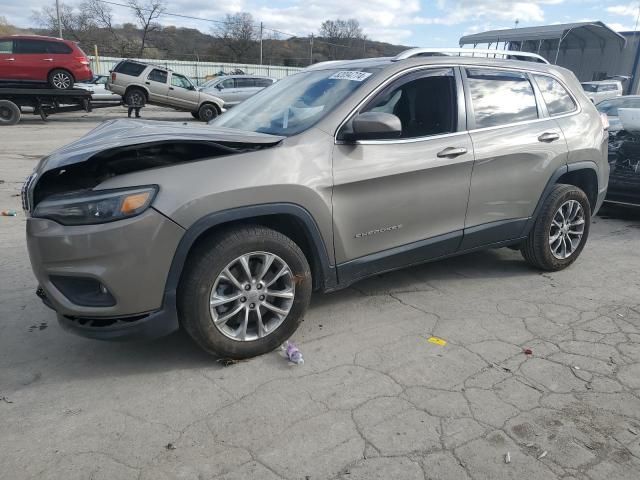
[33,186,158,225]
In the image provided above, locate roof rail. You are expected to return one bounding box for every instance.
[393,48,549,64]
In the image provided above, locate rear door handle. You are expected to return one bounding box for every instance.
[538,132,560,142]
[169,87,174,90]
[42,58,53,61]
[145,81,150,85]
[437,147,468,158]
[4,58,15,61]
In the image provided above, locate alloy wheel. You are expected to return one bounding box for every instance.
[52,72,71,89]
[209,251,295,341]
[549,199,585,259]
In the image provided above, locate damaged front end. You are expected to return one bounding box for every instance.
[23,118,284,340]
[24,119,284,212]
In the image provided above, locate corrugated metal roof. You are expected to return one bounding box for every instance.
[460,21,626,49]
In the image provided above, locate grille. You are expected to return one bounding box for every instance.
[21,173,37,214]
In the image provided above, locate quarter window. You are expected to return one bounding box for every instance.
[147,69,168,83]
[255,78,273,87]
[533,75,576,116]
[114,61,146,77]
[0,40,11,54]
[361,68,457,139]
[466,69,538,128]
[46,41,72,54]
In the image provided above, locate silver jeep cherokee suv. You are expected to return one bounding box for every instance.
[24,49,609,358]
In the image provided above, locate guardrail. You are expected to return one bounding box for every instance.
[88,56,303,85]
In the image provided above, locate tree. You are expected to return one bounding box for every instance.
[319,18,365,59]
[127,0,165,57]
[32,3,98,44]
[82,0,134,56]
[0,16,17,35]
[214,12,257,63]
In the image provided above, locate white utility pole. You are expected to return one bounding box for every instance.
[309,34,314,65]
[56,0,63,38]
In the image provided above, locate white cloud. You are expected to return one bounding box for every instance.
[432,0,564,26]
[607,3,639,17]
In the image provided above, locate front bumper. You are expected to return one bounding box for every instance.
[27,208,185,340]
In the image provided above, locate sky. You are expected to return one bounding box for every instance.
[3,0,640,46]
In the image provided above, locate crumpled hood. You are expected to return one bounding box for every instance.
[36,118,284,173]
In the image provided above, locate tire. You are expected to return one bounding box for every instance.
[0,100,21,126]
[124,88,146,108]
[191,111,199,119]
[48,69,74,90]
[521,184,591,271]
[178,225,312,359]
[197,103,218,122]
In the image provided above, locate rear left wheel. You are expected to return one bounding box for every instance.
[198,103,218,122]
[0,100,21,126]
[48,69,74,90]
[178,226,312,359]
[521,184,591,271]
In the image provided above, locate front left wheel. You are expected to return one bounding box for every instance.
[178,226,312,359]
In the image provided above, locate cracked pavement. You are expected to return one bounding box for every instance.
[1,108,640,480]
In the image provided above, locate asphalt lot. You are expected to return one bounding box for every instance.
[1,106,640,480]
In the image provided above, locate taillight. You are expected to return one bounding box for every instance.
[76,56,90,65]
[600,112,609,131]
[111,72,116,83]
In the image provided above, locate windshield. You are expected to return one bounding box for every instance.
[211,68,379,136]
[581,83,598,92]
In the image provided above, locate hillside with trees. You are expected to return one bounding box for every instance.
[19,1,411,66]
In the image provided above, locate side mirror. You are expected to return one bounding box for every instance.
[216,84,223,90]
[347,112,402,141]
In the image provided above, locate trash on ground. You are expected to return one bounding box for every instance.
[573,365,580,370]
[283,341,304,365]
[427,336,447,346]
[1,396,13,404]
[217,358,239,367]
[629,427,638,435]
[524,348,533,355]
[526,443,535,447]
[1,210,17,216]
[538,451,548,459]
[165,443,176,450]
[609,356,617,365]
[505,451,511,464]
[616,313,624,318]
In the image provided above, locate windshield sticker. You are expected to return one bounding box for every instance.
[329,71,372,82]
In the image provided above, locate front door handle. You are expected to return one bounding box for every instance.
[538,132,560,142]
[145,81,150,85]
[437,147,468,158]
[4,58,15,61]
[42,58,54,61]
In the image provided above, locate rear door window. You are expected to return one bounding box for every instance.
[171,74,192,89]
[533,75,577,116]
[147,69,168,83]
[255,78,273,87]
[0,40,13,54]
[114,61,146,77]
[235,78,255,88]
[15,39,49,54]
[466,69,538,128]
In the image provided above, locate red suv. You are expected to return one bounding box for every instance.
[0,35,92,89]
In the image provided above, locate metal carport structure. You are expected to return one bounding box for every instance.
[459,21,626,64]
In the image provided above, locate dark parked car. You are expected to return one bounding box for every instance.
[0,35,92,89]
[607,129,640,206]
